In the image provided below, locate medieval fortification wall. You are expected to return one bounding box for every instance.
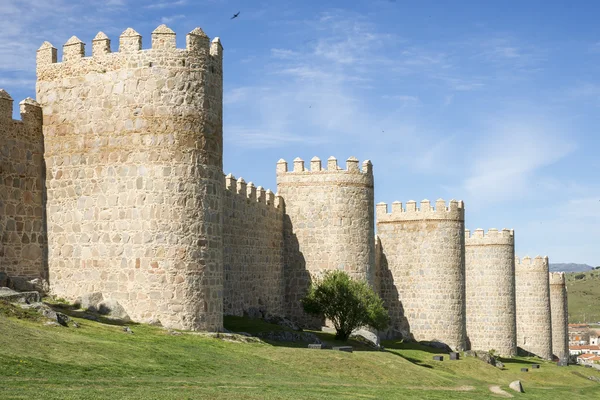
[35,26,224,331]
[276,156,375,324]
[0,92,47,280]
[550,272,569,362]
[376,199,467,350]
[515,256,553,360]
[0,22,566,356]
[465,228,517,356]
[223,173,285,317]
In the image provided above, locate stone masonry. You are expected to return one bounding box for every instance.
[0,22,563,351]
[276,157,375,325]
[465,228,517,356]
[549,272,569,362]
[515,256,553,359]
[376,200,467,350]
[0,91,47,280]
[35,26,224,330]
[223,173,285,317]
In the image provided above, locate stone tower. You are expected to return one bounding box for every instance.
[549,271,569,362]
[465,228,516,356]
[276,156,375,324]
[376,199,466,350]
[35,25,224,331]
[515,256,552,359]
[0,91,47,281]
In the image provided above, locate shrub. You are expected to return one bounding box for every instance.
[575,273,586,280]
[301,270,389,341]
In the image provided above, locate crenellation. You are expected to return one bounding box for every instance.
[36,41,57,66]
[210,37,223,58]
[92,32,111,56]
[247,182,256,200]
[310,156,321,171]
[293,157,304,172]
[0,89,13,120]
[465,228,514,245]
[236,177,247,195]
[62,36,85,62]
[119,27,142,53]
[257,186,266,203]
[377,199,465,222]
[327,156,337,170]
[187,27,209,54]
[151,24,177,50]
[549,271,566,285]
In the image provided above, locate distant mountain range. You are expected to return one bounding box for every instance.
[550,263,595,273]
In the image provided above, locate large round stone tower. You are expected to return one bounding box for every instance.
[376,199,466,350]
[276,156,375,325]
[35,25,224,331]
[550,271,569,362]
[515,256,552,359]
[465,228,517,356]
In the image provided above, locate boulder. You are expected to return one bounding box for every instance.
[420,340,453,353]
[350,328,381,349]
[80,292,104,311]
[0,287,41,304]
[509,380,524,393]
[0,271,9,287]
[8,277,49,293]
[464,350,496,366]
[97,299,130,321]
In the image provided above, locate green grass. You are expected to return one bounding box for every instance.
[0,301,599,399]
[566,270,600,324]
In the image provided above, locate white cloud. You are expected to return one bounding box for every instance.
[461,116,575,206]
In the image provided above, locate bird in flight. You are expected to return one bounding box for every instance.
[231,11,240,19]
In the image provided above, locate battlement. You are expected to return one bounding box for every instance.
[465,228,514,246]
[515,255,549,272]
[0,89,43,128]
[224,173,283,211]
[376,198,464,222]
[549,272,566,285]
[36,25,221,79]
[276,156,372,175]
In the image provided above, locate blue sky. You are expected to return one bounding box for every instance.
[1,0,598,265]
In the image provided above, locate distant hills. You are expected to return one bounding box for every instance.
[550,263,595,273]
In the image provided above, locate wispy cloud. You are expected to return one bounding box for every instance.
[461,116,575,205]
[146,0,187,10]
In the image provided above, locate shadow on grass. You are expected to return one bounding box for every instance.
[47,301,138,327]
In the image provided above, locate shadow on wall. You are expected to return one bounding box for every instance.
[282,214,321,328]
[376,248,412,341]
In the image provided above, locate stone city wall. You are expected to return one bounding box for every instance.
[515,256,552,359]
[465,228,517,356]
[223,173,285,317]
[376,199,466,350]
[276,156,375,325]
[36,25,224,331]
[0,91,47,280]
[550,271,569,362]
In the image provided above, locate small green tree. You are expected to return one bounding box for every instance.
[301,270,389,341]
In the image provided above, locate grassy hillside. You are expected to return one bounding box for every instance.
[567,269,600,324]
[1,300,599,399]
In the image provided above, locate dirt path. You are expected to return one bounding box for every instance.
[489,385,513,398]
